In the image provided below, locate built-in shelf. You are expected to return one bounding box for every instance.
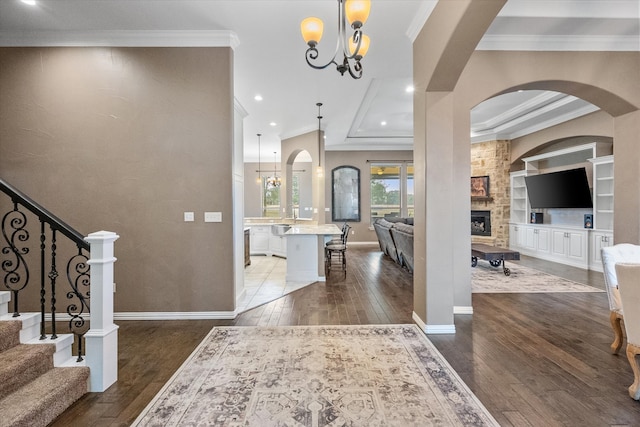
[510,146,614,272]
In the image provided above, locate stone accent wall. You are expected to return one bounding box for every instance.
[471,140,511,247]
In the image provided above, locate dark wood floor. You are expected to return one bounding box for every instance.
[51,246,640,426]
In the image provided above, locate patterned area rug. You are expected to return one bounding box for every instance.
[472,260,604,293]
[133,325,498,426]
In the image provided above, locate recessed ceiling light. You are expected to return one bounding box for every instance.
[405,85,414,93]
[381,121,387,126]
[270,122,277,127]
[21,0,36,5]
[254,95,263,101]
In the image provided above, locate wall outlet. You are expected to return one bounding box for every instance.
[351,230,355,235]
[184,212,195,222]
[113,283,116,293]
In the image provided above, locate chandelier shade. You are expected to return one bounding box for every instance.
[301,17,324,47]
[344,0,371,28]
[349,34,369,59]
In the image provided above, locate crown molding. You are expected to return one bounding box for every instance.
[0,30,240,49]
[478,35,639,51]
[471,103,600,143]
[329,138,413,152]
[472,92,566,132]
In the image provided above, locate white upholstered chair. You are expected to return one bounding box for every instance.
[601,244,640,353]
[614,263,640,400]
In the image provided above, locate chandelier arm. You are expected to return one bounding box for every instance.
[305,47,339,70]
[343,29,363,60]
[346,59,363,79]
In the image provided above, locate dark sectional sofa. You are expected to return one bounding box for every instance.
[373,218,414,272]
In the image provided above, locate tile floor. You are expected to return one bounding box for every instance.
[236,255,314,313]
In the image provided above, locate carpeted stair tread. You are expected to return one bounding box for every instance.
[0,366,90,427]
[0,320,21,353]
[0,343,55,401]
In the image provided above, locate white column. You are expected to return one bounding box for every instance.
[84,230,119,392]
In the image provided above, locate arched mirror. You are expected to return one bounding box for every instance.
[288,150,313,219]
[332,165,360,222]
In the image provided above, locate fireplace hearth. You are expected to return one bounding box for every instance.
[471,210,491,236]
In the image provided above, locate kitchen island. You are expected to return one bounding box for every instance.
[284,224,342,282]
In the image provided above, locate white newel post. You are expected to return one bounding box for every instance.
[84,230,120,392]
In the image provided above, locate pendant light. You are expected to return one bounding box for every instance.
[256,133,262,185]
[267,152,281,188]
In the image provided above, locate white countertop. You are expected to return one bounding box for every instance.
[285,224,342,236]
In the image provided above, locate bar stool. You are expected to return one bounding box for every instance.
[325,224,351,273]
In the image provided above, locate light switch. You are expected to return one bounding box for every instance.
[184,212,195,222]
[204,212,222,222]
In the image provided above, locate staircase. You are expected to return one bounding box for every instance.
[0,291,89,427]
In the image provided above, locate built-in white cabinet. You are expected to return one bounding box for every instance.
[249,225,270,255]
[509,224,522,248]
[510,224,589,269]
[550,228,588,268]
[523,225,551,254]
[590,230,614,272]
[508,143,614,271]
[590,155,614,232]
[510,171,528,224]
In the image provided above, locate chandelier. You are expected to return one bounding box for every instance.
[300,0,371,79]
[266,152,281,188]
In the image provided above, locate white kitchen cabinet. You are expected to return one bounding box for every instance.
[249,225,270,255]
[269,235,287,258]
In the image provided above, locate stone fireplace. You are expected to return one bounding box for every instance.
[471,210,491,236]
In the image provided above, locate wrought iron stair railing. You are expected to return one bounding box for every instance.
[1,178,90,361]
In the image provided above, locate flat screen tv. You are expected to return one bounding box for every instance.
[524,168,593,209]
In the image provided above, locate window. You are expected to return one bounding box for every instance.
[370,162,413,224]
[261,176,280,217]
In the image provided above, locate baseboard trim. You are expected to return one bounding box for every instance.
[45,311,239,321]
[114,311,237,320]
[347,241,379,247]
[412,311,426,331]
[454,306,473,315]
[412,311,456,334]
[424,324,456,334]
